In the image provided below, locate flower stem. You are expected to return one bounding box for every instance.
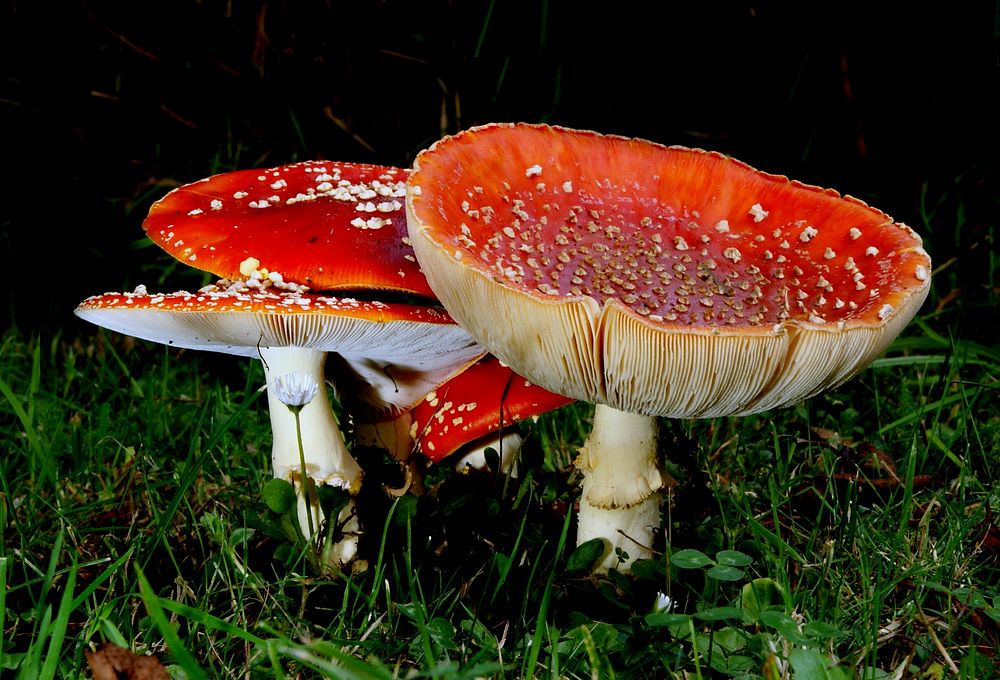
[292,406,316,540]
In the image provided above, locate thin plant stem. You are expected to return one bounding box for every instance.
[292,407,316,540]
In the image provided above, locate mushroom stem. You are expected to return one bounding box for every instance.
[455,431,524,475]
[575,404,663,572]
[261,346,363,557]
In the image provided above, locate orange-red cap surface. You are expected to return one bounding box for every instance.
[145,161,433,297]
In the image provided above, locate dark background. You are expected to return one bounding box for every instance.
[2,1,997,337]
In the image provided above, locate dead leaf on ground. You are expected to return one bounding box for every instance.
[807,427,937,499]
[85,642,170,680]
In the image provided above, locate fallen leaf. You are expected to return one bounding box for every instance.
[85,642,170,680]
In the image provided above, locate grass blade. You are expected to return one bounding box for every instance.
[39,563,76,679]
[135,565,208,679]
[154,598,268,647]
[522,506,572,678]
[0,375,53,485]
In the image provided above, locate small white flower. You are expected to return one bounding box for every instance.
[653,591,673,613]
[271,373,319,409]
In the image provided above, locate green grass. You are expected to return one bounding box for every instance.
[2,305,997,677]
[2,219,999,678]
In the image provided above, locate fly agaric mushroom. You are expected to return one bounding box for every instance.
[78,159,484,569]
[75,287,483,565]
[406,122,932,572]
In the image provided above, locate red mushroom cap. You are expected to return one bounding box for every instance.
[408,356,574,462]
[75,286,484,414]
[144,161,433,297]
[406,123,932,417]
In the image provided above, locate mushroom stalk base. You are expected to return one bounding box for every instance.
[575,405,663,573]
[262,347,363,566]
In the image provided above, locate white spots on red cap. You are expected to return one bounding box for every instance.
[865,246,879,257]
[878,303,894,319]
[187,208,204,216]
[350,216,388,230]
[849,227,862,240]
[210,199,223,211]
[239,257,261,278]
[915,265,928,282]
[749,203,769,223]
[80,285,425,321]
[434,160,926,331]
[233,191,249,199]
[525,164,543,178]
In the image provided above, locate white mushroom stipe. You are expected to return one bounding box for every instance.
[263,347,363,558]
[455,431,525,476]
[574,406,663,571]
